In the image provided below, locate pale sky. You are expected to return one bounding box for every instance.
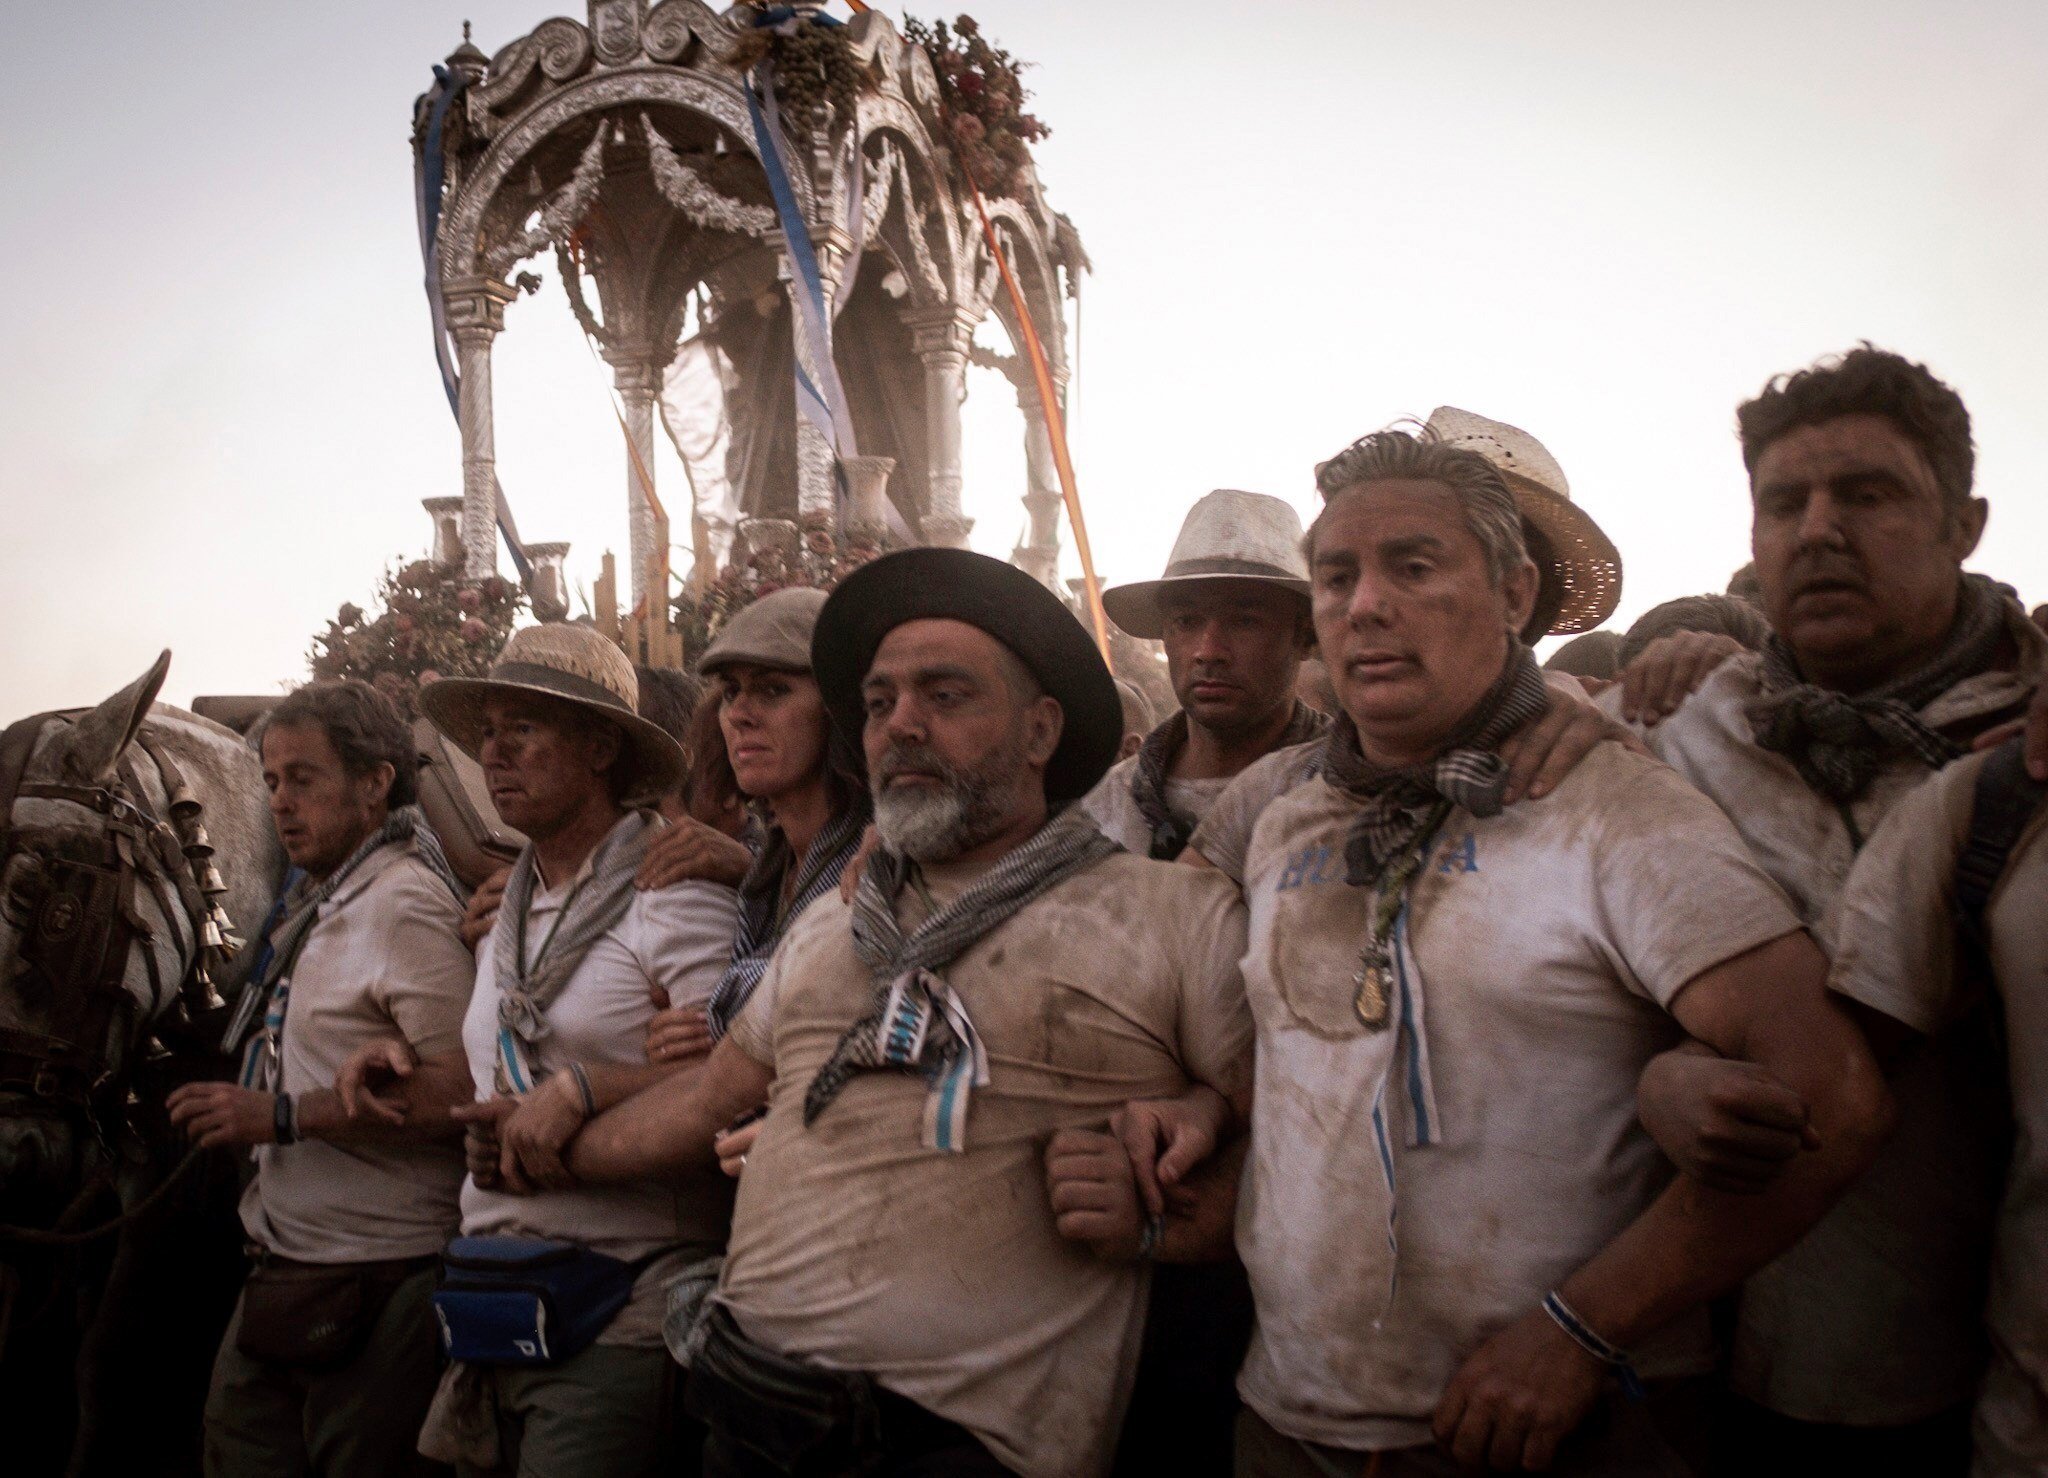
[4,2,2045,714]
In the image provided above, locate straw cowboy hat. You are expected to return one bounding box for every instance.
[1100,489,1312,640]
[417,624,686,805]
[812,548,1122,804]
[1423,407,1623,638]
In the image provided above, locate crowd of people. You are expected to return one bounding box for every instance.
[166,343,2047,1478]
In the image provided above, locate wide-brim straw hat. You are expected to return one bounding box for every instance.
[1423,407,1623,638]
[1101,489,1312,641]
[812,548,1122,804]
[417,624,686,805]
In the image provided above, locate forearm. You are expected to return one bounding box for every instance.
[579,1059,688,1116]
[301,1056,475,1146]
[1566,1048,1892,1347]
[567,1041,772,1185]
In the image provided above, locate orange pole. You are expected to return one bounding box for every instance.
[964,172,1111,662]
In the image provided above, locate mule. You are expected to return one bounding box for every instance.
[0,652,283,1478]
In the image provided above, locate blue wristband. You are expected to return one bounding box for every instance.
[1542,1291,1646,1401]
[273,1092,297,1146]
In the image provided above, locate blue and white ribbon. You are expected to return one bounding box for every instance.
[875,970,989,1154]
[1366,906,1442,1311]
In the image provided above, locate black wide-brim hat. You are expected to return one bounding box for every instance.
[812,548,1122,805]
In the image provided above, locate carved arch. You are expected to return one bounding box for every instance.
[979,196,1068,374]
[441,69,773,289]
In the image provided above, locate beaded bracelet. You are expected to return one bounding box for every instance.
[1542,1291,1646,1400]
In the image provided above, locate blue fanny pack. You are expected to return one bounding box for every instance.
[432,1236,657,1366]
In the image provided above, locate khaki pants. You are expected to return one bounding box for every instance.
[203,1265,444,1478]
[458,1344,673,1478]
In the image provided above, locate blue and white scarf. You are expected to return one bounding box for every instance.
[803,806,1117,1152]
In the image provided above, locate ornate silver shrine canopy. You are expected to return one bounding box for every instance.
[415,0,1088,614]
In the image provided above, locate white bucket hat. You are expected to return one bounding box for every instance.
[1100,489,1311,640]
[417,624,686,805]
[1423,407,1623,637]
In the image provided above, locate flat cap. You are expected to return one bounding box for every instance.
[697,587,828,676]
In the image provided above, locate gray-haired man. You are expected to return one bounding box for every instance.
[1059,426,1894,1476]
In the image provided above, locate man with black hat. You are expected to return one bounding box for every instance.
[566,549,1255,1478]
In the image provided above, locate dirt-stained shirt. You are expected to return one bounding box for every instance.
[720,848,1254,1478]
[1186,741,1322,882]
[1082,752,1233,856]
[1603,631,2039,1423]
[1234,743,1801,1453]
[460,823,738,1264]
[1828,750,2048,1472]
[241,840,475,1263]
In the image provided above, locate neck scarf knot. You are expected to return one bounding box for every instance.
[802,805,1118,1151]
[1130,701,1329,860]
[1320,644,1550,890]
[707,804,868,1040]
[491,811,656,1093]
[1747,572,2012,804]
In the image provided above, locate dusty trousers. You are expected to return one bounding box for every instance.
[203,1264,444,1478]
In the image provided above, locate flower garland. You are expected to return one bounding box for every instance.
[733,7,863,143]
[670,511,893,666]
[309,559,526,718]
[903,14,1049,199]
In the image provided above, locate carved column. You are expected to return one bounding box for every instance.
[446,280,519,582]
[1014,380,1065,589]
[606,347,664,611]
[784,259,840,523]
[909,312,974,548]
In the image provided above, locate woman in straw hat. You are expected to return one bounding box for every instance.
[399,625,741,1476]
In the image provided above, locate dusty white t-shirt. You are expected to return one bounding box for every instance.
[1827,750,2048,1472]
[1234,743,1803,1453]
[1605,641,2037,1423]
[241,841,475,1263]
[1186,741,1321,882]
[720,847,1254,1478]
[460,821,738,1276]
[1081,752,1230,857]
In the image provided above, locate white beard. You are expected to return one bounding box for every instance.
[872,784,974,863]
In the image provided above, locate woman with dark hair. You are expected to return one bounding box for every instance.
[690,588,869,1044]
[631,587,869,1173]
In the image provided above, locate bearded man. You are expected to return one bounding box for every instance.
[1063,426,1895,1476]
[1614,345,2044,1473]
[566,549,1255,1478]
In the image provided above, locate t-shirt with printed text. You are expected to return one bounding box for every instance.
[1234,742,1802,1453]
